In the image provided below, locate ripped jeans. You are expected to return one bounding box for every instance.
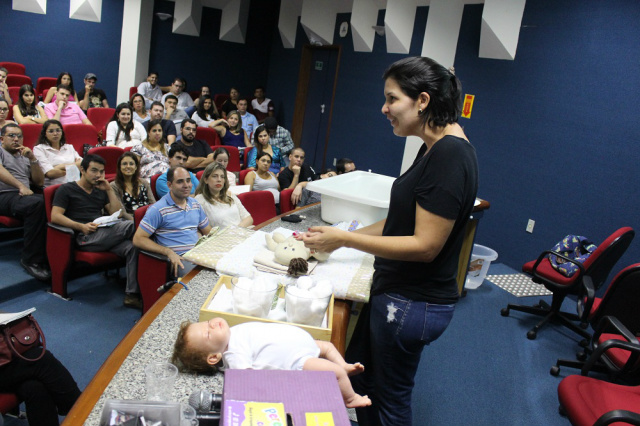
[347,292,455,426]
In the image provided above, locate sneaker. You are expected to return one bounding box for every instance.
[20,259,51,281]
[123,293,143,310]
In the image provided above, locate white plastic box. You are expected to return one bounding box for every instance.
[306,171,396,226]
[465,244,498,289]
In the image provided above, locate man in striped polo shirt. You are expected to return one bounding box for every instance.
[134,166,211,277]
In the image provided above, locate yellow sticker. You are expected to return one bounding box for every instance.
[305,412,335,426]
[462,94,475,119]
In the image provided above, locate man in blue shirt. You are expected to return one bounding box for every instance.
[237,97,259,140]
[134,166,211,277]
[155,145,199,198]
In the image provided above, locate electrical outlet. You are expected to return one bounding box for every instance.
[526,219,535,233]
[333,158,337,166]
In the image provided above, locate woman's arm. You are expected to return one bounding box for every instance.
[142,179,156,204]
[104,121,117,144]
[12,105,30,124]
[301,204,454,262]
[214,125,227,138]
[243,130,251,147]
[33,105,48,123]
[244,171,256,191]
[43,87,56,104]
[238,216,253,228]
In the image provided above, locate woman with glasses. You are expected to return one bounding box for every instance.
[0,98,10,129]
[130,93,150,124]
[33,119,82,187]
[12,85,48,124]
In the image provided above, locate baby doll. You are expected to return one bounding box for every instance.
[172,318,371,408]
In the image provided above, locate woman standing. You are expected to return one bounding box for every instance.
[110,152,156,221]
[215,110,250,149]
[130,93,150,124]
[105,103,147,148]
[213,147,237,186]
[131,119,169,179]
[33,120,82,187]
[244,152,280,204]
[245,125,285,173]
[13,85,48,124]
[195,162,253,228]
[299,57,478,426]
[43,72,78,104]
[192,94,224,128]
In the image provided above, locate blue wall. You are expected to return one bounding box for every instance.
[0,1,123,101]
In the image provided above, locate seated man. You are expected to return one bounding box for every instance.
[144,101,177,145]
[278,147,319,206]
[138,71,162,108]
[51,154,141,309]
[44,85,93,126]
[237,97,258,139]
[164,94,189,133]
[173,119,214,173]
[77,73,109,111]
[264,117,294,166]
[0,123,50,281]
[155,144,199,198]
[337,158,356,174]
[161,78,194,111]
[133,166,211,277]
[251,86,274,123]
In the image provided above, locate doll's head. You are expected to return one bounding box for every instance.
[172,318,230,373]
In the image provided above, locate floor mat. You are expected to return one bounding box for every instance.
[487,273,553,297]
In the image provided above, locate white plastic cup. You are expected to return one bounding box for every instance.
[145,362,178,401]
[232,278,278,318]
[285,286,331,327]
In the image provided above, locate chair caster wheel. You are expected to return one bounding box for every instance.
[550,366,560,376]
[577,351,587,361]
[500,308,509,317]
[527,330,537,340]
[579,339,589,348]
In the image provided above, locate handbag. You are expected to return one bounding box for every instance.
[0,314,46,366]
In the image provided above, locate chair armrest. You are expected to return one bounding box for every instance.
[47,222,75,235]
[577,275,596,320]
[594,410,640,426]
[531,249,586,277]
[140,249,170,263]
[582,316,640,375]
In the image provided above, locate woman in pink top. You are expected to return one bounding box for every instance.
[43,72,79,104]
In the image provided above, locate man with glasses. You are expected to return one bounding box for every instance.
[173,118,214,173]
[161,78,194,111]
[0,123,50,281]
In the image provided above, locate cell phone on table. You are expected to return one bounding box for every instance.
[281,214,302,223]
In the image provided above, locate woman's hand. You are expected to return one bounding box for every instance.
[298,226,348,253]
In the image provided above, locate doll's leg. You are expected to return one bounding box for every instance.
[303,357,371,408]
[315,340,365,376]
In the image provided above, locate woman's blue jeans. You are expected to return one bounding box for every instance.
[347,292,455,426]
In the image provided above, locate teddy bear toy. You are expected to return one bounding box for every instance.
[265,232,330,276]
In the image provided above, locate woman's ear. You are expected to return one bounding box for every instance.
[418,92,430,111]
[206,353,222,366]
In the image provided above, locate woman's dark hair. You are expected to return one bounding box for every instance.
[129,93,146,115]
[383,57,462,129]
[213,147,230,161]
[111,103,134,142]
[256,151,273,164]
[17,85,38,117]
[253,125,269,155]
[196,94,218,120]
[56,72,75,95]
[114,152,141,199]
[37,119,66,147]
[81,154,105,172]
[144,119,167,156]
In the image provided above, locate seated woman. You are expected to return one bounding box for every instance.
[110,152,156,220]
[130,93,150,124]
[220,87,239,119]
[195,163,253,228]
[212,147,236,186]
[33,120,82,187]
[214,110,250,149]
[0,99,11,129]
[131,119,170,179]
[193,86,214,110]
[246,125,285,174]
[192,94,224,128]
[244,152,280,204]
[105,103,147,148]
[43,72,78,104]
[13,84,48,124]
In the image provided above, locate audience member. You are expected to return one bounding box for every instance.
[0,123,50,281]
[161,78,194,111]
[155,144,199,198]
[105,103,147,148]
[337,157,356,174]
[212,147,236,186]
[13,84,48,124]
[110,152,155,221]
[174,118,214,173]
[0,67,10,104]
[144,101,176,145]
[43,72,78,104]
[195,162,253,228]
[220,87,239,118]
[130,93,150,124]
[278,147,318,206]
[192,85,212,110]
[33,120,82,187]
[251,86,274,123]
[133,166,211,277]
[192,95,224,128]
[0,99,11,129]
[51,154,141,308]
[215,110,250,149]
[77,73,109,111]
[164,94,189,133]
[246,125,285,174]
[263,117,294,165]
[137,71,162,108]
[244,152,280,204]
[131,119,169,179]
[44,85,93,126]
[237,97,258,139]
[0,346,81,426]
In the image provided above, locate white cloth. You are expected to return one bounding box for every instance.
[222,322,320,371]
[192,111,215,128]
[137,82,162,108]
[195,193,251,228]
[132,111,150,124]
[105,121,147,148]
[251,97,272,114]
[162,92,194,110]
[32,144,82,187]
